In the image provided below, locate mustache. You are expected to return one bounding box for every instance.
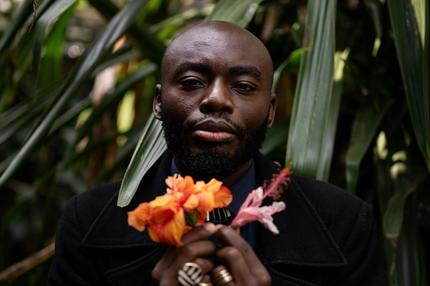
[186,116,243,135]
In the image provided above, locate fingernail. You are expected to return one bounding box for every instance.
[204,223,216,233]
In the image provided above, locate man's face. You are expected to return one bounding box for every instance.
[154,22,275,180]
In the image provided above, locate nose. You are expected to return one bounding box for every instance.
[199,79,233,114]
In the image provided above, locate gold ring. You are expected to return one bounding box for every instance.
[211,265,234,286]
[178,262,203,286]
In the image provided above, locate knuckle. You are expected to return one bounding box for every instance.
[258,273,272,286]
[223,246,241,258]
[178,244,196,257]
[151,268,160,281]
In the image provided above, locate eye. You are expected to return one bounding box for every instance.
[233,82,256,94]
[179,78,205,90]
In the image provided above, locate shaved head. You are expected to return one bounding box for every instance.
[161,21,273,92]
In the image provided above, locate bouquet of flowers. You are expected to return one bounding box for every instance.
[128,167,291,246]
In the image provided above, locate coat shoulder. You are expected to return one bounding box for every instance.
[292,174,365,214]
[292,175,375,247]
[62,182,121,231]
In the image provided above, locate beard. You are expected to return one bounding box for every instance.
[160,110,268,181]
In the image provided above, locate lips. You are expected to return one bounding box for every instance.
[191,118,236,143]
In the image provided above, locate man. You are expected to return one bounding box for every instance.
[49,21,384,285]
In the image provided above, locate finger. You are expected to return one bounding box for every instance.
[201,274,212,283]
[194,258,215,275]
[171,240,217,270]
[211,265,236,286]
[181,223,218,244]
[215,247,252,285]
[152,246,176,281]
[214,227,271,285]
[160,240,218,284]
[154,223,218,281]
[214,226,264,269]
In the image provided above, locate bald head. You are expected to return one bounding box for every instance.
[161,21,273,91]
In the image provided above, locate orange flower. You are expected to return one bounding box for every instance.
[194,179,232,213]
[128,174,232,246]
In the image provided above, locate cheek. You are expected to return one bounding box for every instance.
[161,94,196,121]
[236,100,270,128]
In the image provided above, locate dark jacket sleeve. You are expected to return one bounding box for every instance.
[330,202,385,285]
[48,196,105,286]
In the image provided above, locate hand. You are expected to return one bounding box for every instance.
[152,223,220,286]
[212,226,271,286]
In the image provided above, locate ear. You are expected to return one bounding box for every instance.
[153,84,162,120]
[267,93,276,128]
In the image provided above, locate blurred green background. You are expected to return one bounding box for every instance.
[0,0,428,285]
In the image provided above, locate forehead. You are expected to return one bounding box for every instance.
[162,26,272,81]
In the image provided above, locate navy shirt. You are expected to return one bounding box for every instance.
[171,160,258,248]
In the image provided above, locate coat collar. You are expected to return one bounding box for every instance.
[82,152,346,267]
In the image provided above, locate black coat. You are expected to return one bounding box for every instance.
[48,152,385,285]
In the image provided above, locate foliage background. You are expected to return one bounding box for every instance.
[0,0,428,285]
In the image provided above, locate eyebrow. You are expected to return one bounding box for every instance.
[228,66,262,81]
[173,61,211,78]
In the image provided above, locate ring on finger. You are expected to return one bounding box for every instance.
[177,262,204,286]
[211,265,234,286]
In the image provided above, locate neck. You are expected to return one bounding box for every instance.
[222,159,253,187]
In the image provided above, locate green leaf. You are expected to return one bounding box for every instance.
[150,4,214,42]
[0,0,33,55]
[272,48,304,90]
[117,115,167,207]
[383,171,426,241]
[285,0,337,181]
[261,119,290,155]
[33,0,76,87]
[185,212,198,228]
[393,194,425,286]
[87,0,165,63]
[75,63,157,143]
[346,102,392,193]
[387,0,430,172]
[0,0,150,188]
[205,0,263,27]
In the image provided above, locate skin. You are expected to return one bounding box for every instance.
[152,21,275,285]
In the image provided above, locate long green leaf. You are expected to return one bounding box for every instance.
[33,0,76,87]
[346,102,392,193]
[387,0,430,171]
[87,0,165,63]
[272,48,304,90]
[286,0,337,180]
[150,4,214,42]
[394,194,425,286]
[117,0,263,206]
[0,0,150,188]
[205,0,263,27]
[117,115,167,207]
[75,63,157,143]
[0,0,33,55]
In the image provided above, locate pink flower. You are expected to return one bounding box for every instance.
[230,167,291,234]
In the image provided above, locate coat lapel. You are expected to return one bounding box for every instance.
[82,152,173,248]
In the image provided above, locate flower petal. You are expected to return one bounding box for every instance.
[127,203,150,231]
[183,194,199,212]
[148,209,188,247]
[213,186,233,208]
